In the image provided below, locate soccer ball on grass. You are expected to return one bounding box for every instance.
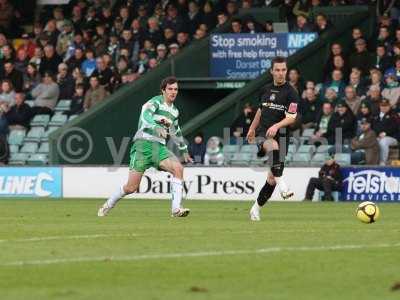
[356,201,380,223]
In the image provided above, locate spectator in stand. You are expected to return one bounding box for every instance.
[83,75,108,111]
[326,55,349,82]
[163,4,185,33]
[64,83,85,117]
[0,0,14,34]
[324,43,347,77]
[44,19,60,47]
[145,17,163,46]
[168,43,180,56]
[0,79,15,107]
[201,1,217,30]
[372,99,398,165]
[177,31,190,48]
[163,27,177,47]
[315,12,332,35]
[4,92,32,130]
[23,63,41,95]
[245,18,263,34]
[230,103,255,142]
[40,44,62,76]
[3,61,23,92]
[17,34,36,59]
[303,154,342,201]
[320,69,346,102]
[187,1,202,36]
[350,117,380,165]
[204,136,224,166]
[356,101,373,130]
[57,63,74,100]
[14,48,29,74]
[56,20,75,57]
[368,69,384,91]
[66,47,85,72]
[348,68,367,97]
[93,23,108,57]
[92,57,113,88]
[288,68,303,96]
[231,18,243,33]
[385,56,400,81]
[343,85,361,115]
[301,88,321,130]
[382,72,400,107]
[156,44,168,62]
[188,132,206,164]
[291,13,314,32]
[29,46,43,70]
[364,85,382,116]
[216,12,229,29]
[323,101,356,145]
[265,20,274,33]
[31,71,60,115]
[349,38,374,76]
[312,101,334,141]
[81,48,97,77]
[226,1,239,17]
[374,44,393,73]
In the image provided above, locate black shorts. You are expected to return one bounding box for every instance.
[255,128,290,157]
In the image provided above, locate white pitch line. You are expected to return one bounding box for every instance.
[2,242,400,267]
[0,233,138,243]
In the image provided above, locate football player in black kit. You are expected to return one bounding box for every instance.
[247,56,300,221]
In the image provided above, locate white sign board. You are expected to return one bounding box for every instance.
[38,0,70,4]
[63,167,319,201]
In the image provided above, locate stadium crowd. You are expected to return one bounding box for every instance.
[0,0,399,166]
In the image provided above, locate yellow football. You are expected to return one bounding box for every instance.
[356,201,380,223]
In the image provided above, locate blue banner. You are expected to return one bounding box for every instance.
[341,167,400,202]
[209,33,317,79]
[0,168,62,198]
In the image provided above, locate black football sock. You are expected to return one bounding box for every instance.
[256,180,276,206]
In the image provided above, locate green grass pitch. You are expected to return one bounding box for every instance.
[1,199,400,300]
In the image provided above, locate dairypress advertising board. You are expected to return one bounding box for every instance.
[209,33,317,79]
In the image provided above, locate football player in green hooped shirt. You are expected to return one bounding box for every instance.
[98,76,193,217]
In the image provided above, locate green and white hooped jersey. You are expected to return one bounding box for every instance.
[133,95,188,153]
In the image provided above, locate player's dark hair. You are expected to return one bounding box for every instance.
[271,56,287,68]
[160,76,178,91]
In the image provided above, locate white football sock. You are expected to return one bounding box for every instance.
[274,176,289,193]
[106,185,126,208]
[171,177,183,212]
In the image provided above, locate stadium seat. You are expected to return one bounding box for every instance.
[230,153,252,165]
[30,114,50,127]
[241,144,258,154]
[302,128,315,138]
[223,145,240,162]
[334,153,351,166]
[38,142,49,153]
[49,114,68,127]
[25,100,34,107]
[316,145,331,153]
[8,130,26,146]
[285,152,293,164]
[291,153,311,166]
[24,127,45,143]
[27,153,48,165]
[9,153,29,165]
[19,142,39,154]
[311,153,327,166]
[9,144,19,153]
[297,145,316,155]
[250,154,269,166]
[41,126,60,142]
[55,100,71,112]
[288,144,297,154]
[69,114,79,121]
[318,191,341,202]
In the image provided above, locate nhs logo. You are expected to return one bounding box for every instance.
[341,168,400,202]
[287,33,317,49]
[0,168,62,198]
